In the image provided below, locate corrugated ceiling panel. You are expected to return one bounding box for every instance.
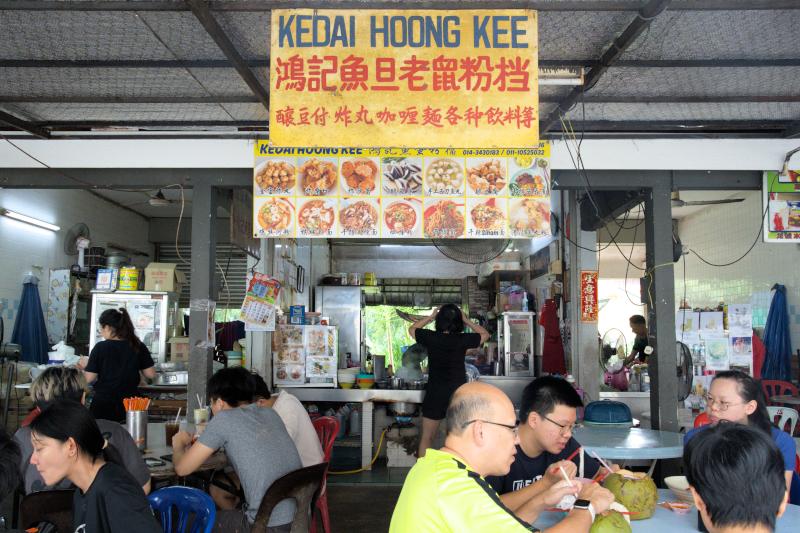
[186,68,263,96]
[0,11,175,61]
[13,102,245,122]
[216,11,271,59]
[220,103,268,121]
[156,243,248,309]
[137,12,228,61]
[621,10,800,61]
[0,68,212,98]
[565,102,800,121]
[589,67,800,98]
[539,11,635,61]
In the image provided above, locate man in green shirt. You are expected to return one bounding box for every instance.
[390,382,614,533]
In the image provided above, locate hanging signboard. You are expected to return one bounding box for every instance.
[253,142,550,239]
[763,170,800,242]
[580,271,598,322]
[269,10,539,147]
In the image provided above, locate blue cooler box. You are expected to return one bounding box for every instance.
[582,400,633,428]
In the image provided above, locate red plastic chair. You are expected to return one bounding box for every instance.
[694,411,711,428]
[762,380,800,406]
[310,416,340,533]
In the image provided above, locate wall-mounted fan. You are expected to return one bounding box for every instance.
[63,222,91,272]
[676,341,693,402]
[432,239,511,265]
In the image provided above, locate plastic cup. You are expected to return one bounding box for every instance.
[165,422,180,447]
[193,407,209,424]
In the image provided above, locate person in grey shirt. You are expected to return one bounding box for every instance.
[173,367,302,533]
[14,366,151,494]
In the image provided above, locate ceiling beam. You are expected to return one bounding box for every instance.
[541,0,673,134]
[548,120,792,132]
[184,0,269,110]
[1,1,797,11]
[0,109,50,138]
[0,168,252,189]
[782,122,800,139]
[4,58,800,69]
[3,95,799,105]
[552,169,762,191]
[40,120,265,128]
[0,96,260,104]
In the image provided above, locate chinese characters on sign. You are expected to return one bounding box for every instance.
[253,143,551,240]
[270,10,539,147]
[580,271,598,322]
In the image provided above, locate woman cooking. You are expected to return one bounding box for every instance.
[409,304,490,458]
[82,309,156,422]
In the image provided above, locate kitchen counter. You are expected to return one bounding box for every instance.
[281,386,425,470]
[285,387,424,403]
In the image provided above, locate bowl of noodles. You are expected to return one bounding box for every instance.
[256,198,293,235]
[298,199,335,235]
[340,199,379,235]
[423,200,465,238]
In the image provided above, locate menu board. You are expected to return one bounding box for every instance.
[763,170,800,242]
[253,142,551,239]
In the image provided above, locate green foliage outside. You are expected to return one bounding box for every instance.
[364,305,433,371]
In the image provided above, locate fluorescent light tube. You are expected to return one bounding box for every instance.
[1,209,60,231]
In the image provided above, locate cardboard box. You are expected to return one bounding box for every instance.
[144,263,186,293]
[168,337,190,362]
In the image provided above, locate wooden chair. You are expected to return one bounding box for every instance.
[251,463,327,533]
[762,380,799,406]
[311,416,339,533]
[18,489,75,533]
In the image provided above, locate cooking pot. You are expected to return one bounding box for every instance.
[388,402,417,416]
[410,379,427,390]
[154,371,188,386]
[389,376,405,390]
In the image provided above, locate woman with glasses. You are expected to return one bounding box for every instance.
[684,370,796,492]
[409,304,490,458]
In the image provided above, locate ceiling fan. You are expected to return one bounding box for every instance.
[671,191,744,208]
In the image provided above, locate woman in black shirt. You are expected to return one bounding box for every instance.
[409,304,489,458]
[29,402,162,533]
[83,308,156,422]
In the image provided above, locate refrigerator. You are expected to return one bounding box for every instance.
[314,286,363,369]
[273,324,338,388]
[500,312,536,377]
[90,291,175,363]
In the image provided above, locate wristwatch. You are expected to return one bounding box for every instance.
[573,499,596,522]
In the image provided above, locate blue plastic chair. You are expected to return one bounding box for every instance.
[148,486,216,533]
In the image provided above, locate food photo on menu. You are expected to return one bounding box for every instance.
[382,156,423,195]
[423,199,465,238]
[468,197,507,237]
[299,157,338,196]
[466,158,507,195]
[297,198,336,237]
[254,159,296,195]
[254,197,294,238]
[425,158,465,196]
[339,198,380,237]
[509,157,549,197]
[341,157,379,195]
[509,197,550,237]
[383,198,422,237]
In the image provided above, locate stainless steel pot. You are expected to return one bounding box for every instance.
[410,379,427,390]
[389,377,405,390]
[388,402,417,416]
[154,371,188,386]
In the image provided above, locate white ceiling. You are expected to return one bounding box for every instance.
[93,187,230,218]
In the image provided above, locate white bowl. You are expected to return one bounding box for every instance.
[664,476,694,503]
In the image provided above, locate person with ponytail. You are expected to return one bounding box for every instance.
[29,402,161,532]
[83,308,156,422]
[684,370,796,492]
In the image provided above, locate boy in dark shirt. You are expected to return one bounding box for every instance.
[486,376,616,514]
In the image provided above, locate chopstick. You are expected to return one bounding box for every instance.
[565,447,582,462]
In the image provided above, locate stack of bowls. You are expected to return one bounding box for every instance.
[338,368,359,389]
[357,373,375,389]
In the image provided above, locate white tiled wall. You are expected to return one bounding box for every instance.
[676,190,800,350]
[0,189,152,340]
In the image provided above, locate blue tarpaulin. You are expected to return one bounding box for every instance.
[761,284,793,381]
[11,275,49,364]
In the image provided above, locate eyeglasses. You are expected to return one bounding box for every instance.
[543,415,577,435]
[705,395,745,412]
[463,419,519,436]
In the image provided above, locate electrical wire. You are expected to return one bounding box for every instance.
[329,427,388,475]
[687,172,776,268]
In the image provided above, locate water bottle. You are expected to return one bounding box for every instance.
[522,293,529,312]
[350,407,361,436]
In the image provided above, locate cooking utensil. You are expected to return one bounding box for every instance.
[387,402,417,416]
[389,376,405,389]
[295,265,305,293]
